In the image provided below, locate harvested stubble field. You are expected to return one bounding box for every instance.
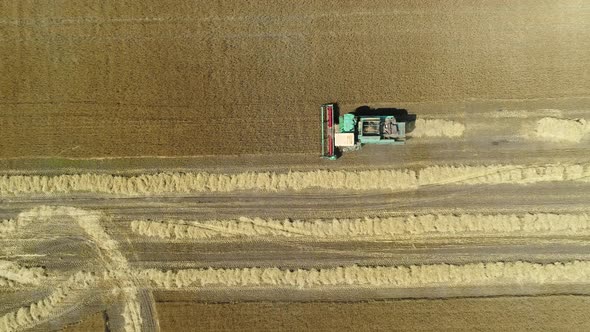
[1,0,590,331]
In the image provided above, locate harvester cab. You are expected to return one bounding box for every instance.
[321,103,407,159]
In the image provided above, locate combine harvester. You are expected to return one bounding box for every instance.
[321,103,407,160]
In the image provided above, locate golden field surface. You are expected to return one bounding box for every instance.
[59,296,590,332]
[1,1,590,331]
[0,0,589,157]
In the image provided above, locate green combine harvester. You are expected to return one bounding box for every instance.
[321,103,407,159]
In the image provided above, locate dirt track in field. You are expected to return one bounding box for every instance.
[1,0,589,157]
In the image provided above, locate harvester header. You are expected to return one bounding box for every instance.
[321,103,337,160]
